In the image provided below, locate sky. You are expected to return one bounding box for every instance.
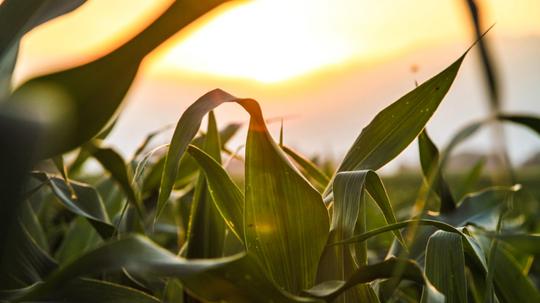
[12,0,540,172]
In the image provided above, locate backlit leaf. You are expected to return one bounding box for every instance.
[332,54,466,188]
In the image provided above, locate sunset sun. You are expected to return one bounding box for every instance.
[156,1,359,83]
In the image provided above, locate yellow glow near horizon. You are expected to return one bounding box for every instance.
[152,0,540,84]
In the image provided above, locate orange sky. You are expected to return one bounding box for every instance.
[14,0,540,86]
[9,0,540,170]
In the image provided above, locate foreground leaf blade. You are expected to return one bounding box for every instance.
[5,0,228,158]
[242,99,330,294]
[0,0,86,97]
[16,236,318,303]
[424,231,467,303]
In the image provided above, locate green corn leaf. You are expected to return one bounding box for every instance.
[152,88,330,294]
[140,122,241,196]
[440,115,540,171]
[242,99,329,294]
[330,219,462,246]
[306,257,444,303]
[24,278,161,303]
[0,0,87,98]
[486,243,540,303]
[15,236,319,303]
[282,145,330,192]
[187,144,244,241]
[68,119,119,176]
[318,171,403,278]
[3,0,228,158]
[185,111,227,258]
[491,246,540,303]
[87,144,142,218]
[331,53,467,192]
[156,89,241,219]
[19,200,48,251]
[439,186,521,230]
[330,219,488,298]
[498,114,540,136]
[424,231,467,303]
[330,219,487,273]
[317,170,401,302]
[54,218,102,265]
[0,221,58,290]
[418,129,455,212]
[32,172,115,239]
[465,231,540,303]
[491,233,540,255]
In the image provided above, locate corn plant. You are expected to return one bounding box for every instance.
[1,1,540,302]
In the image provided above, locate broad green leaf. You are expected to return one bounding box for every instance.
[32,172,115,238]
[4,0,228,158]
[306,258,444,303]
[156,89,329,294]
[332,54,466,186]
[242,99,329,294]
[418,129,455,212]
[282,145,330,192]
[187,144,244,241]
[424,231,467,303]
[0,0,86,98]
[185,111,226,258]
[17,236,319,303]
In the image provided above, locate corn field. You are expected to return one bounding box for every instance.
[1,1,540,303]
